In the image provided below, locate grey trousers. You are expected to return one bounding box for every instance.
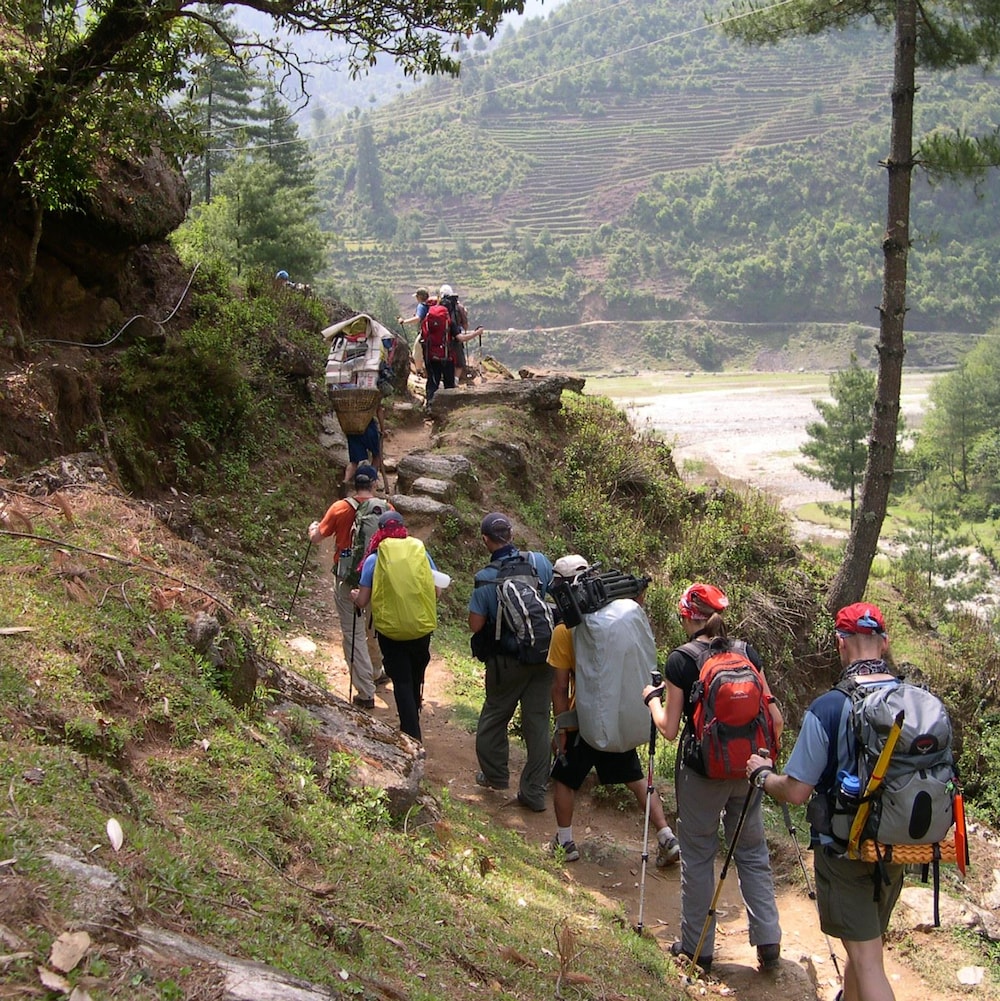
[475,655,552,808]
[675,763,782,959]
[334,578,381,699]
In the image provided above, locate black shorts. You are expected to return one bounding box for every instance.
[551,733,643,789]
[451,342,467,368]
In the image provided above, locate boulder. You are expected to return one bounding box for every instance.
[428,374,584,416]
[410,476,456,503]
[395,452,480,499]
[265,666,425,817]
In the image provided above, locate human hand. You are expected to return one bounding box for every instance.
[642,683,665,706]
[746,749,773,787]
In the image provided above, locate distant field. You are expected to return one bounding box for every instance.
[590,370,936,530]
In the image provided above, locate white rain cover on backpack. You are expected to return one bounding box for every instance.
[572,598,656,753]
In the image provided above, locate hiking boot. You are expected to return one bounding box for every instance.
[670,941,712,974]
[475,771,509,790]
[548,836,580,862]
[351,695,375,709]
[656,835,681,867]
[374,673,391,686]
[516,791,546,813]
[757,943,781,971]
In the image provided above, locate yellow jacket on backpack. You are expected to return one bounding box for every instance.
[371,537,437,640]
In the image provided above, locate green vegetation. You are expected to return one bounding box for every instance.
[311,0,1000,342]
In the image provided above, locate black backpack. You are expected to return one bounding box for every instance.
[472,554,554,664]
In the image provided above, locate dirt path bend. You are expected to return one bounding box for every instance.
[288,412,980,1001]
[292,609,973,1000]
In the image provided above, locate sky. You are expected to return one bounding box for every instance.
[236,0,568,126]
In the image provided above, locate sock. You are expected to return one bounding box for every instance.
[557,825,574,845]
[657,826,675,844]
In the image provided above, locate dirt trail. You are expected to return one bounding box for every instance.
[289,411,977,1001]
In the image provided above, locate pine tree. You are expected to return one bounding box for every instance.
[796,355,876,527]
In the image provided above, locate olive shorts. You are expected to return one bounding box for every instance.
[814,847,904,941]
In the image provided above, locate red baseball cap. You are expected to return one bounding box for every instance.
[677,583,729,621]
[834,602,886,635]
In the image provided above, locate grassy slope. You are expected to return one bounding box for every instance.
[3,279,999,997]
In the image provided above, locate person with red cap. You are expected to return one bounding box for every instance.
[745,601,902,1001]
[644,582,783,975]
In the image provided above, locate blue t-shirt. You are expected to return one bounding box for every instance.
[785,676,899,795]
[359,544,436,588]
[468,546,554,621]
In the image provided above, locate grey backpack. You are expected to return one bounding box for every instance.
[833,679,956,848]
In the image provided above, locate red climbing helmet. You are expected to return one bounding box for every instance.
[677,582,729,621]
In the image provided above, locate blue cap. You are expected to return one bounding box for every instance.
[354,464,378,486]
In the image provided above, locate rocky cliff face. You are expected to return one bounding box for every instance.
[0,149,193,476]
[2,147,191,349]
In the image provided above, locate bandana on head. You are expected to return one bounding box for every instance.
[358,523,409,572]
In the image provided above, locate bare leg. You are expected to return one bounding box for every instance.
[842,937,895,1001]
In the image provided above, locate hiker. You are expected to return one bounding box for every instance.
[468,512,554,811]
[308,465,390,708]
[438,283,481,383]
[397,286,431,378]
[745,602,905,1001]
[643,582,782,974]
[549,555,680,865]
[343,401,384,489]
[417,291,456,405]
[352,510,442,741]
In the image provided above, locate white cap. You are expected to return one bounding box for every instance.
[439,284,454,298]
[553,554,590,580]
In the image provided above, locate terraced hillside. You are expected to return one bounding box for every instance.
[313,0,1000,343]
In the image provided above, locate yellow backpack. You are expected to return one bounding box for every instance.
[371,537,437,640]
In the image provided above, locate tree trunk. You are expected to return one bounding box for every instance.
[827,0,916,612]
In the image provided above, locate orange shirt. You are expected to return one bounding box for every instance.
[317,498,360,551]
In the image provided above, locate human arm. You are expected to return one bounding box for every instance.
[746,751,813,806]
[551,666,572,759]
[455,326,483,343]
[643,680,684,741]
[310,498,349,544]
[352,586,371,610]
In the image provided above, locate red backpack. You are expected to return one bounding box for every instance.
[421,303,452,361]
[682,637,778,780]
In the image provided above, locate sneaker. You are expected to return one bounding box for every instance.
[757,943,780,971]
[549,835,580,862]
[475,771,509,790]
[516,791,546,813]
[351,695,375,709]
[656,835,681,867]
[374,673,391,686]
[670,941,712,975]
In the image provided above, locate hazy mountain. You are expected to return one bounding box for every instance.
[305,0,1000,344]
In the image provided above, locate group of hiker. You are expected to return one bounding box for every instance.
[308,475,959,1001]
[397,284,483,404]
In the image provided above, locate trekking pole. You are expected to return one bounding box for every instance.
[686,781,761,982]
[780,800,844,987]
[285,541,312,620]
[349,606,358,705]
[636,670,662,937]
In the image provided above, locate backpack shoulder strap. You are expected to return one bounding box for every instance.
[345,497,360,512]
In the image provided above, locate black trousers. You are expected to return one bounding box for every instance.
[376,633,431,740]
[425,358,454,402]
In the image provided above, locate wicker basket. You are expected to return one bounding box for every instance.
[328,387,381,435]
